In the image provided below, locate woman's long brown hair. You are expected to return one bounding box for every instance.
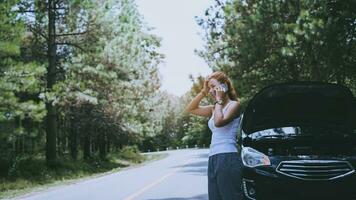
[208,71,239,101]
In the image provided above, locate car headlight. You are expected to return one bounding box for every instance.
[241,147,271,167]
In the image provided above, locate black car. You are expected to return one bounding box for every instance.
[237,82,356,200]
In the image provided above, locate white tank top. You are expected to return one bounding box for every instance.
[208,101,241,157]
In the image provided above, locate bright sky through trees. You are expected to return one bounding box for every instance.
[137,0,213,96]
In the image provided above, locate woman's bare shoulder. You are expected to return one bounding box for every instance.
[227,100,242,117]
[229,100,241,106]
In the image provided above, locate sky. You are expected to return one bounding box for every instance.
[136,0,213,97]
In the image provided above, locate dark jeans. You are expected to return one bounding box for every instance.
[208,152,243,200]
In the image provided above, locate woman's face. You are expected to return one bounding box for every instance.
[208,78,223,98]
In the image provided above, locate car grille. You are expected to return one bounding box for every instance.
[276,160,355,180]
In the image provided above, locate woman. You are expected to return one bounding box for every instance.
[185,71,243,200]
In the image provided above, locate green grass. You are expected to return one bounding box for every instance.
[0,150,168,199]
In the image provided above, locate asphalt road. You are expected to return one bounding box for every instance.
[13,149,210,200]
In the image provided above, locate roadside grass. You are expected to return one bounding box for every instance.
[0,147,168,199]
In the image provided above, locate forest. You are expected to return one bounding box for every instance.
[1,0,355,195]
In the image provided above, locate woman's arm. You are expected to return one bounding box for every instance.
[214,101,241,127]
[213,84,241,127]
[185,80,213,118]
[185,91,213,117]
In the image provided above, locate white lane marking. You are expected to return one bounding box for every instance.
[122,157,194,200]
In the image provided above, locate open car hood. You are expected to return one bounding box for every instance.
[241,82,356,135]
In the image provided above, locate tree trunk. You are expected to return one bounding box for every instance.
[46,0,58,167]
[99,131,107,160]
[57,122,62,157]
[83,133,91,160]
[69,112,78,160]
[106,138,110,154]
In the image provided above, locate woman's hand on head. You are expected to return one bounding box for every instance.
[201,78,210,95]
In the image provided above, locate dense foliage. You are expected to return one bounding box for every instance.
[197,0,356,103]
[0,0,177,179]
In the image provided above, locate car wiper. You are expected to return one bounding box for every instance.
[252,134,313,140]
[251,135,288,140]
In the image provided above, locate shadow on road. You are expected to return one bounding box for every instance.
[168,151,209,176]
[192,153,209,159]
[147,193,208,200]
[183,161,208,168]
[171,160,208,176]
